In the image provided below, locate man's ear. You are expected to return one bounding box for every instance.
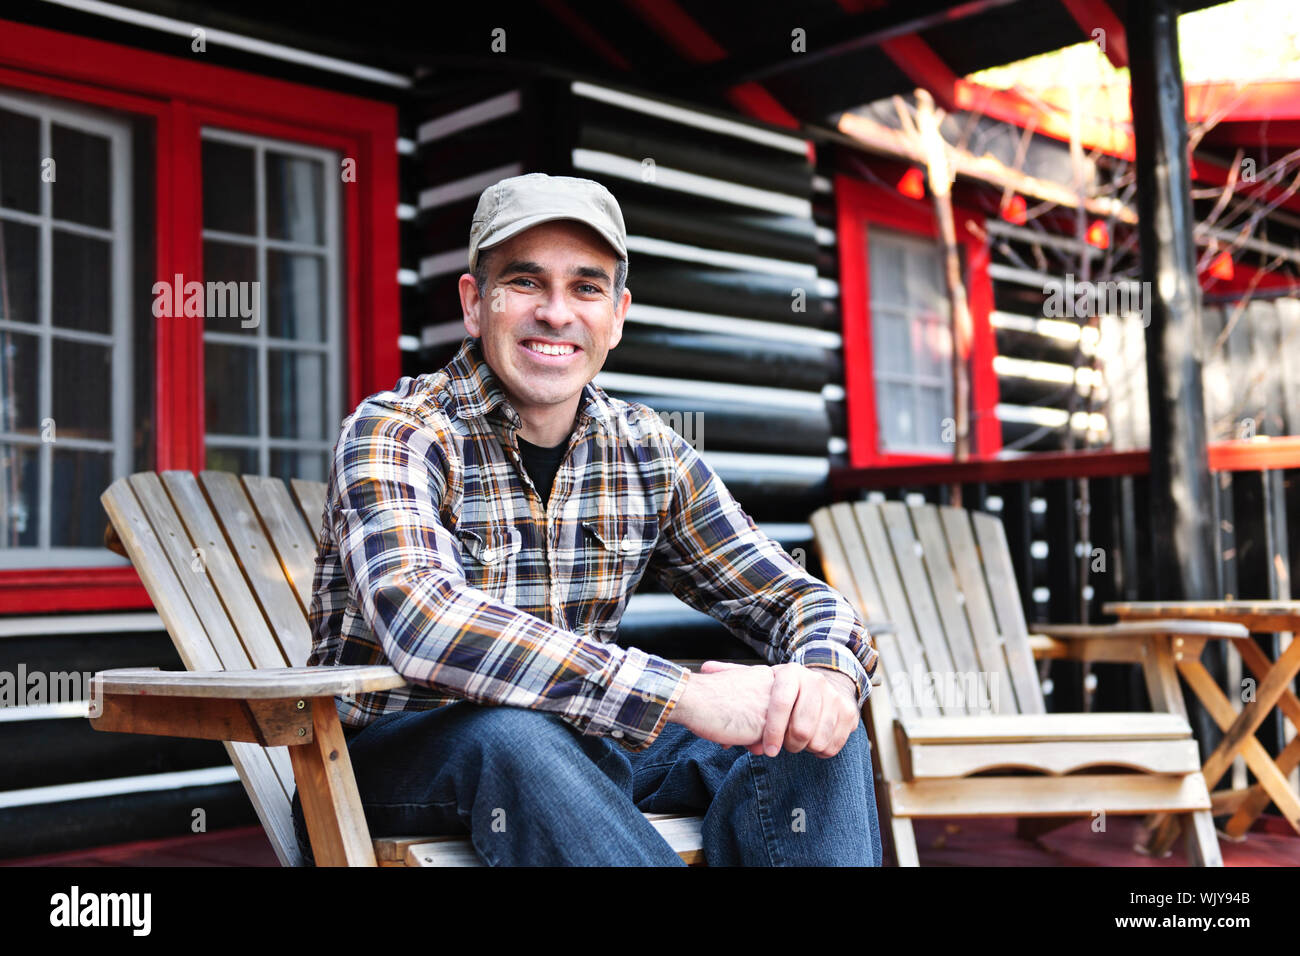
[608,285,630,351]
[458,272,482,337]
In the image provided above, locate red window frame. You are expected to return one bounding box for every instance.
[835,173,1001,469]
[0,19,400,612]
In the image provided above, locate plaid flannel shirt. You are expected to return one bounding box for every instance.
[306,335,878,752]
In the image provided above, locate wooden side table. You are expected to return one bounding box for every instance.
[1104,601,1300,842]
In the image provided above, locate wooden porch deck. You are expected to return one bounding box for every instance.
[5,815,1298,867]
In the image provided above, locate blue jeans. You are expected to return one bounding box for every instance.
[291,701,883,866]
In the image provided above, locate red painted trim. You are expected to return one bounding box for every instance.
[1202,258,1300,297]
[0,20,394,138]
[1059,0,1128,69]
[0,18,399,611]
[879,35,960,114]
[836,175,876,469]
[829,437,1300,494]
[724,83,801,130]
[1209,437,1300,472]
[0,569,150,613]
[1191,153,1300,220]
[622,0,801,130]
[831,449,1151,491]
[835,175,999,467]
[160,101,204,472]
[958,209,1002,457]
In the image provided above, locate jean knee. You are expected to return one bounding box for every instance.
[459,705,618,783]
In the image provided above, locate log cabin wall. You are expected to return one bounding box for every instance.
[407,78,849,661]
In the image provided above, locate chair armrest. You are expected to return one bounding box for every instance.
[93,664,407,699]
[1028,620,1248,664]
[1032,620,1248,640]
[89,666,407,747]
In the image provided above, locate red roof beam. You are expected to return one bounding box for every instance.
[878,33,962,114]
[1059,0,1128,69]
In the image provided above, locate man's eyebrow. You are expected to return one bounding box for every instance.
[498,260,611,284]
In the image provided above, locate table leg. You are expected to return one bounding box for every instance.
[1177,657,1300,835]
[1223,636,1300,836]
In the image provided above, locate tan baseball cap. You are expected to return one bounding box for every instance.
[468,172,627,271]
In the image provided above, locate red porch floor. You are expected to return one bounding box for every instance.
[4,814,1298,866]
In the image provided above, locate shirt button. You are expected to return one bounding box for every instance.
[611,730,624,739]
[620,536,635,552]
[481,548,495,563]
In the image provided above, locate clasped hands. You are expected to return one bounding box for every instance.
[669,660,861,759]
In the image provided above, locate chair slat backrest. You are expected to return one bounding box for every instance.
[811,500,1045,719]
[101,470,331,867]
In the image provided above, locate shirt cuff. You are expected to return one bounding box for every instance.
[584,646,692,752]
[791,640,871,710]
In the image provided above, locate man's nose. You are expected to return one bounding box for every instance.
[534,291,577,325]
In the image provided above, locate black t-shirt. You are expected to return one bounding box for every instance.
[516,434,568,508]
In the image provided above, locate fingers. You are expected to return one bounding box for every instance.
[781,667,825,755]
[807,691,857,758]
[699,660,746,674]
[762,664,801,757]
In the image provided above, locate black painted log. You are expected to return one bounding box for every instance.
[604,391,828,457]
[1126,0,1216,603]
[606,324,835,392]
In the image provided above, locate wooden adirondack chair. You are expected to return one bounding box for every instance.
[92,470,708,866]
[810,499,1249,867]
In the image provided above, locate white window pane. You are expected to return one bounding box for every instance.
[53,230,111,333]
[914,318,951,382]
[0,220,39,324]
[51,124,111,228]
[916,387,949,449]
[202,139,256,235]
[868,232,905,305]
[265,152,324,245]
[0,106,40,213]
[267,252,326,340]
[269,349,327,440]
[0,444,38,546]
[873,315,911,377]
[879,384,915,449]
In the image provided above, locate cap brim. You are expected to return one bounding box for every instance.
[473,213,625,269]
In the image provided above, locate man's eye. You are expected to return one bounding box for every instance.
[511,278,536,288]
[578,284,601,294]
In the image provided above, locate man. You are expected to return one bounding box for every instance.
[291,172,883,866]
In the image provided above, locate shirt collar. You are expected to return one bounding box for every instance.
[442,336,616,438]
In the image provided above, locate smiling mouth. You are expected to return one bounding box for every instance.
[521,339,580,357]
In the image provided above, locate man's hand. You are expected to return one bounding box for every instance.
[672,661,860,759]
[667,662,775,748]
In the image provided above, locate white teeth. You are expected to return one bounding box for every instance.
[525,341,575,356]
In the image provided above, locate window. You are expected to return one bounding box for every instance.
[0,17,399,611]
[0,91,140,568]
[834,174,1000,468]
[868,227,953,455]
[200,129,343,485]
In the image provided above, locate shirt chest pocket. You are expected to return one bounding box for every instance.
[580,515,657,611]
[456,524,521,601]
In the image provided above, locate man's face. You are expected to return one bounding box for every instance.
[459,220,630,421]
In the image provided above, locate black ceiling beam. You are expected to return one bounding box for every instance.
[660,0,1022,93]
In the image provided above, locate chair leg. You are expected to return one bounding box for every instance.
[287,696,378,867]
[890,817,920,867]
[1185,810,1224,867]
[1135,812,1182,857]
